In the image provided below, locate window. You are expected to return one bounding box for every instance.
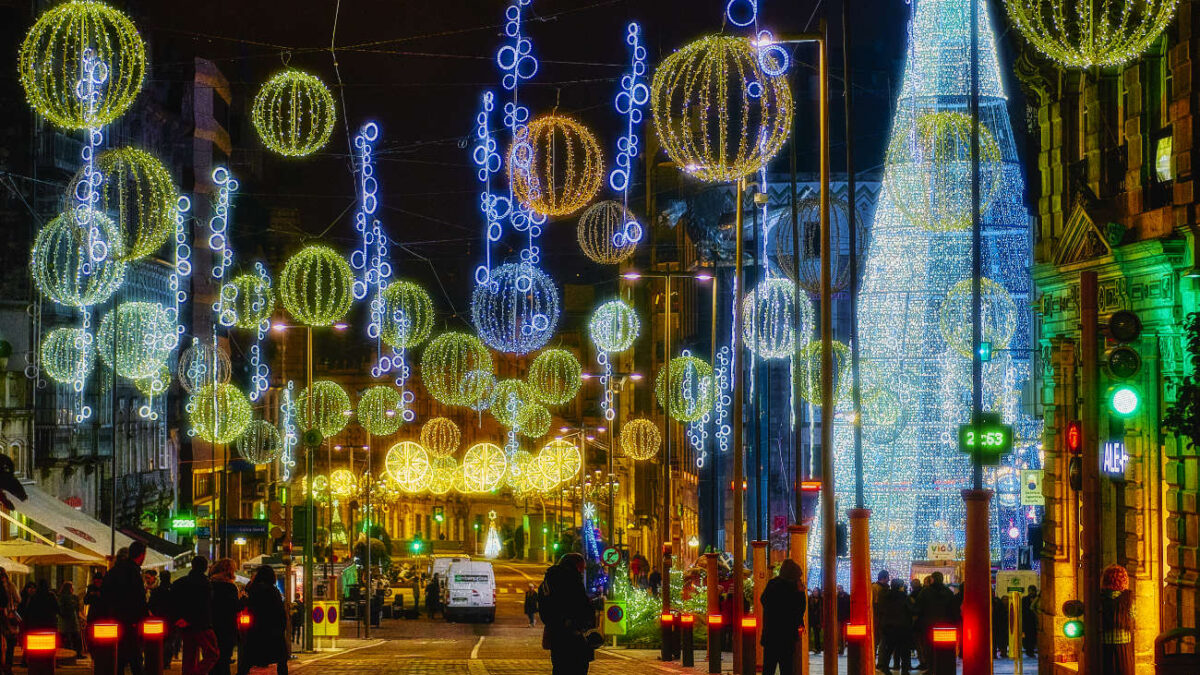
[1155,133,1174,182]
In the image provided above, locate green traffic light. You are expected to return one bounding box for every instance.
[1062,619,1083,639]
[1108,385,1141,417]
[411,539,422,553]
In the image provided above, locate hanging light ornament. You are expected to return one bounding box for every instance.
[301,475,329,503]
[384,441,431,493]
[177,338,232,394]
[471,262,560,354]
[741,278,814,359]
[358,385,404,437]
[1004,0,1178,68]
[297,380,352,439]
[491,379,534,428]
[420,332,494,406]
[251,69,337,157]
[223,273,275,330]
[420,417,461,458]
[96,301,176,379]
[620,418,661,460]
[461,442,507,493]
[31,212,126,307]
[938,277,1019,358]
[527,349,583,406]
[538,438,582,485]
[427,456,458,495]
[655,355,715,423]
[461,371,497,412]
[773,195,867,293]
[588,299,640,353]
[517,402,551,439]
[18,0,146,130]
[279,245,354,327]
[190,383,253,444]
[506,449,537,492]
[379,280,435,350]
[576,201,641,264]
[329,468,358,498]
[70,147,179,260]
[133,365,169,399]
[650,35,792,183]
[794,340,853,406]
[40,327,93,389]
[508,114,604,217]
[884,110,1003,232]
[236,420,283,465]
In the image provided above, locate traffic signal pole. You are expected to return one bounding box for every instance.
[731,177,746,674]
[1079,271,1102,672]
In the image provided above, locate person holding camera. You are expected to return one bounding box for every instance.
[538,553,601,675]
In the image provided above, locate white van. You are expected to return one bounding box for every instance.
[430,555,470,607]
[443,560,496,622]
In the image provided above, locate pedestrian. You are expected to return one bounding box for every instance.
[807,589,822,653]
[208,558,239,675]
[290,599,304,643]
[25,580,57,630]
[992,592,1009,659]
[14,582,33,668]
[647,569,662,597]
[0,569,18,675]
[835,585,850,655]
[100,542,149,675]
[915,572,957,670]
[149,570,176,667]
[1099,565,1134,675]
[57,581,83,658]
[875,579,913,675]
[84,573,104,624]
[411,575,421,618]
[523,584,539,627]
[425,575,440,619]
[538,553,599,675]
[760,559,805,675]
[172,556,219,675]
[236,566,288,675]
[872,570,890,653]
[1021,584,1039,657]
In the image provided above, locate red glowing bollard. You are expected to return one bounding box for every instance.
[929,625,958,675]
[141,619,166,675]
[707,614,723,674]
[90,622,120,675]
[659,612,674,662]
[680,614,695,667]
[25,632,57,675]
[740,616,757,675]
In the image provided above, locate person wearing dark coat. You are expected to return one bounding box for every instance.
[807,589,822,654]
[835,586,850,655]
[208,559,239,675]
[84,574,104,624]
[425,576,441,619]
[760,559,806,675]
[538,553,598,675]
[915,573,958,670]
[172,557,218,675]
[875,579,914,675]
[149,571,177,667]
[1021,585,1040,657]
[236,567,288,675]
[57,581,83,658]
[24,581,58,630]
[100,543,149,675]
[523,585,539,627]
[647,570,662,597]
[1098,566,1133,675]
[991,593,1009,659]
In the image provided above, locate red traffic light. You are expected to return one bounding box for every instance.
[1066,421,1081,454]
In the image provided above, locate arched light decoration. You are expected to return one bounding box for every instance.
[96,301,176,379]
[420,417,461,458]
[538,438,582,485]
[884,110,1003,232]
[18,0,146,130]
[177,339,232,394]
[1004,0,1178,68]
[461,442,507,493]
[741,278,814,359]
[577,201,641,264]
[75,147,179,260]
[280,245,354,326]
[620,418,661,460]
[32,212,126,307]
[236,419,283,464]
[190,383,253,444]
[40,327,93,389]
[794,340,853,406]
[589,299,640,353]
[517,402,551,439]
[528,349,583,406]
[224,273,275,330]
[651,35,793,183]
[385,441,431,493]
[655,355,715,422]
[773,195,868,294]
[938,277,1018,358]
[297,380,352,438]
[329,468,358,498]
[358,385,404,436]
[251,69,337,157]
[491,379,533,428]
[427,456,458,495]
[379,280,434,349]
[509,114,604,217]
[506,449,536,492]
[420,332,494,406]
[471,262,560,354]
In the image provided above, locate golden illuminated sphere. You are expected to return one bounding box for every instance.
[384,441,431,493]
[190,383,253,444]
[177,340,232,394]
[32,211,126,308]
[517,403,551,439]
[251,69,337,157]
[651,35,792,183]
[538,438,582,485]
[491,379,534,428]
[794,340,853,407]
[71,147,179,261]
[527,349,583,406]
[301,475,329,503]
[461,442,507,493]
[577,201,641,264]
[420,417,460,458]
[40,327,93,388]
[938,277,1018,359]
[96,301,176,380]
[236,420,283,464]
[655,355,715,422]
[620,418,661,460]
[506,450,536,491]
[357,386,404,436]
[379,280,435,349]
[884,110,1003,232]
[223,273,275,330]
[741,278,814,360]
[280,245,354,326]
[329,468,358,498]
[426,456,458,495]
[1004,0,1178,68]
[420,332,494,407]
[509,114,604,217]
[19,0,146,129]
[297,380,352,438]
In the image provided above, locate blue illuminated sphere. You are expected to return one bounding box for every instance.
[471,263,560,354]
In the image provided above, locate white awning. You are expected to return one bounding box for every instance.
[0,556,30,575]
[10,485,172,568]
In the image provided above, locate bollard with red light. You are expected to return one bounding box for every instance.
[929,625,958,675]
[670,611,681,661]
[680,613,695,667]
[707,614,723,674]
[90,622,120,675]
[659,612,675,662]
[238,611,252,632]
[25,631,57,675]
[141,619,166,675]
[844,622,868,675]
[740,616,757,675]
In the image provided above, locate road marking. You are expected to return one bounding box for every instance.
[470,635,485,659]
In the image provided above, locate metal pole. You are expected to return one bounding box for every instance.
[365,436,371,639]
[663,274,673,560]
[304,327,314,652]
[708,276,719,548]
[110,304,117,560]
[789,108,804,519]
[731,178,746,673]
[1080,272,1101,673]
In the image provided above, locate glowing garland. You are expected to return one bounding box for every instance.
[517,402,551,439]
[168,195,192,342]
[280,245,355,327]
[224,272,274,331]
[473,91,504,286]
[40,327,93,390]
[471,262,560,354]
[379,280,434,350]
[538,438,581,485]
[244,264,273,401]
[427,456,458,495]
[420,417,461,458]
[576,201,642,264]
[491,379,533,428]
[461,442,507,493]
[82,147,179,260]
[620,418,661,461]
[18,0,146,130]
[236,419,283,465]
[509,114,604,217]
[741,277,813,359]
[207,166,239,332]
[938,277,1018,359]
[608,21,649,220]
[358,385,404,437]
[251,69,337,157]
[1003,0,1178,68]
[96,301,176,380]
[279,382,299,481]
[329,468,358,498]
[420,332,494,407]
[384,441,431,493]
[177,338,232,394]
[655,355,715,423]
[31,212,126,308]
[190,383,253,444]
[297,380,352,439]
[527,349,583,406]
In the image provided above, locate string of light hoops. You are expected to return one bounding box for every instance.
[252,68,337,157]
